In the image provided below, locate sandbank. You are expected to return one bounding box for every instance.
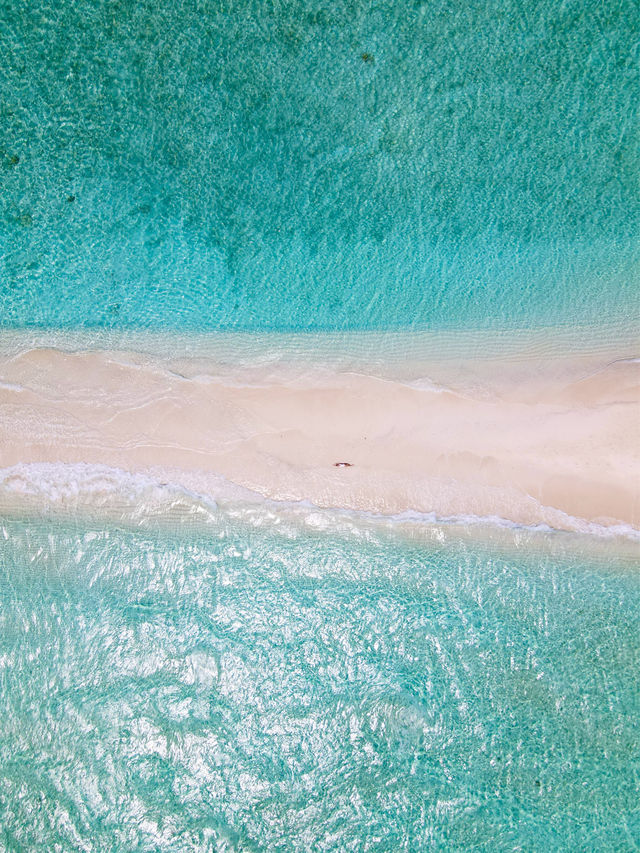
[0,327,638,540]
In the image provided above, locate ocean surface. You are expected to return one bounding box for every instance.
[1,0,638,331]
[1,0,639,849]
[1,508,639,851]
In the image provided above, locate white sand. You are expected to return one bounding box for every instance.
[0,329,638,536]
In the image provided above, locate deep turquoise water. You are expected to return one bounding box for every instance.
[0,513,638,850]
[1,0,638,331]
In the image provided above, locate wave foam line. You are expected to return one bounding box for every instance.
[1,463,639,546]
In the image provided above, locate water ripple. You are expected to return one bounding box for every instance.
[0,517,638,849]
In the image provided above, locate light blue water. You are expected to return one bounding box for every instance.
[1,0,638,331]
[0,513,638,850]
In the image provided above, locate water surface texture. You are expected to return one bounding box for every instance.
[0,515,638,850]
[1,0,638,330]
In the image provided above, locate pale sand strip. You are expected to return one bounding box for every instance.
[0,337,638,535]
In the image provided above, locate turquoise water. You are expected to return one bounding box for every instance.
[1,0,638,331]
[0,512,638,850]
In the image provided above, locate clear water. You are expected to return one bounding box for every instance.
[1,0,638,331]
[0,513,638,850]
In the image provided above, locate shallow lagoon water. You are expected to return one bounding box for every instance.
[1,510,639,850]
[1,0,638,331]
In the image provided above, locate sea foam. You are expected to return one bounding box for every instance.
[2,462,639,552]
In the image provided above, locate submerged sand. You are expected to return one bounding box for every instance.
[0,329,638,537]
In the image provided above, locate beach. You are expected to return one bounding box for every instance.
[1,329,637,539]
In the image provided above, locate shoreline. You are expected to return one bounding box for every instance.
[1,462,639,567]
[0,327,638,545]
[0,319,637,360]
